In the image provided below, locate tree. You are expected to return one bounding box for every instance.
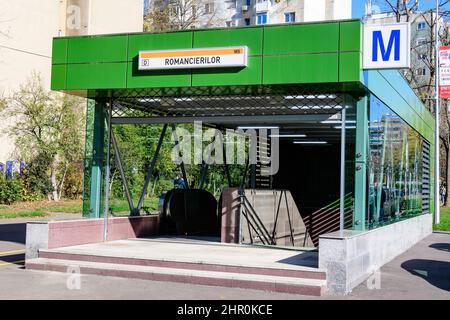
[372,0,419,22]
[1,72,85,201]
[144,0,223,32]
[0,95,5,111]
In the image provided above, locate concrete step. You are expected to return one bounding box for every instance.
[26,257,326,296]
[38,249,325,280]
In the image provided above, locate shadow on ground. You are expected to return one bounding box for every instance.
[0,223,26,245]
[401,259,450,292]
[277,251,319,268]
[429,243,450,252]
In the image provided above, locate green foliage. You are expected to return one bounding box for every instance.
[152,178,174,197]
[0,96,6,112]
[110,124,178,200]
[0,175,22,205]
[21,153,54,200]
[109,123,249,204]
[60,162,84,199]
[2,72,85,201]
[435,207,450,231]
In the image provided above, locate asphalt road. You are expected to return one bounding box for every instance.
[0,222,26,268]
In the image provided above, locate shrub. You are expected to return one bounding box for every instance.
[60,162,84,199]
[21,153,54,199]
[0,175,22,205]
[153,178,174,196]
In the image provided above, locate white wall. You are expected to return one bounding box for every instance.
[0,0,144,164]
[319,214,433,295]
[89,0,144,35]
[303,0,352,22]
[0,0,59,93]
[333,0,352,20]
[0,0,59,163]
[303,0,326,22]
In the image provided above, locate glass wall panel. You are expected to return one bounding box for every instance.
[344,102,356,229]
[367,95,425,229]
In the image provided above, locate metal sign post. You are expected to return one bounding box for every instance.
[103,101,112,241]
[435,0,441,225]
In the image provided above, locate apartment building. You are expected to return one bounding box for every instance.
[147,0,353,29]
[248,0,352,26]
[0,0,144,164]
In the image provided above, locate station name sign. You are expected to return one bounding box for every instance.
[138,46,248,70]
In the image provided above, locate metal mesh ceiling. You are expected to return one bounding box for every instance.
[111,89,352,119]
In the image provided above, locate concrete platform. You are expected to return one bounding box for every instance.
[26,237,326,296]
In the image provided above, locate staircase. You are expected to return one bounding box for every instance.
[254,134,272,189]
[26,239,327,296]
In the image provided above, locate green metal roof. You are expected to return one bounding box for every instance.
[51,20,363,95]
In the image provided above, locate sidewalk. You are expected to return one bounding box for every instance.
[347,232,450,300]
[0,230,448,299]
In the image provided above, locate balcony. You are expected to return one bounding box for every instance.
[255,1,269,13]
[242,5,249,12]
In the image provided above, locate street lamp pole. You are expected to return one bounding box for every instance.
[435,0,441,224]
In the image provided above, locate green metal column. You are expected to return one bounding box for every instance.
[353,96,369,230]
[86,99,106,218]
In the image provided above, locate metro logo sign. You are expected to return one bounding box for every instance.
[138,46,248,71]
[363,23,410,70]
[372,29,400,62]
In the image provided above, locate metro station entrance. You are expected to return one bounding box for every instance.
[83,87,357,249]
[28,19,434,295]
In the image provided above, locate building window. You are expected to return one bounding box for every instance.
[417,22,426,30]
[284,12,295,23]
[245,18,251,26]
[205,2,214,14]
[416,38,427,46]
[246,0,251,5]
[257,13,268,25]
[416,68,427,76]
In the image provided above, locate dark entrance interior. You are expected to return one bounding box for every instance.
[274,143,340,216]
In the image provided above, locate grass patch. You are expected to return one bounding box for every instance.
[109,197,159,214]
[434,207,450,232]
[0,209,47,219]
[0,199,82,219]
[0,196,160,219]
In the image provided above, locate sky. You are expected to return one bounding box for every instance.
[352,0,450,19]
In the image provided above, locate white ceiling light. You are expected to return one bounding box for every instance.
[237,126,280,129]
[293,141,328,145]
[269,134,306,138]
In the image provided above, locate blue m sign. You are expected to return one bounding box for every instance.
[363,23,410,69]
[372,30,401,62]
